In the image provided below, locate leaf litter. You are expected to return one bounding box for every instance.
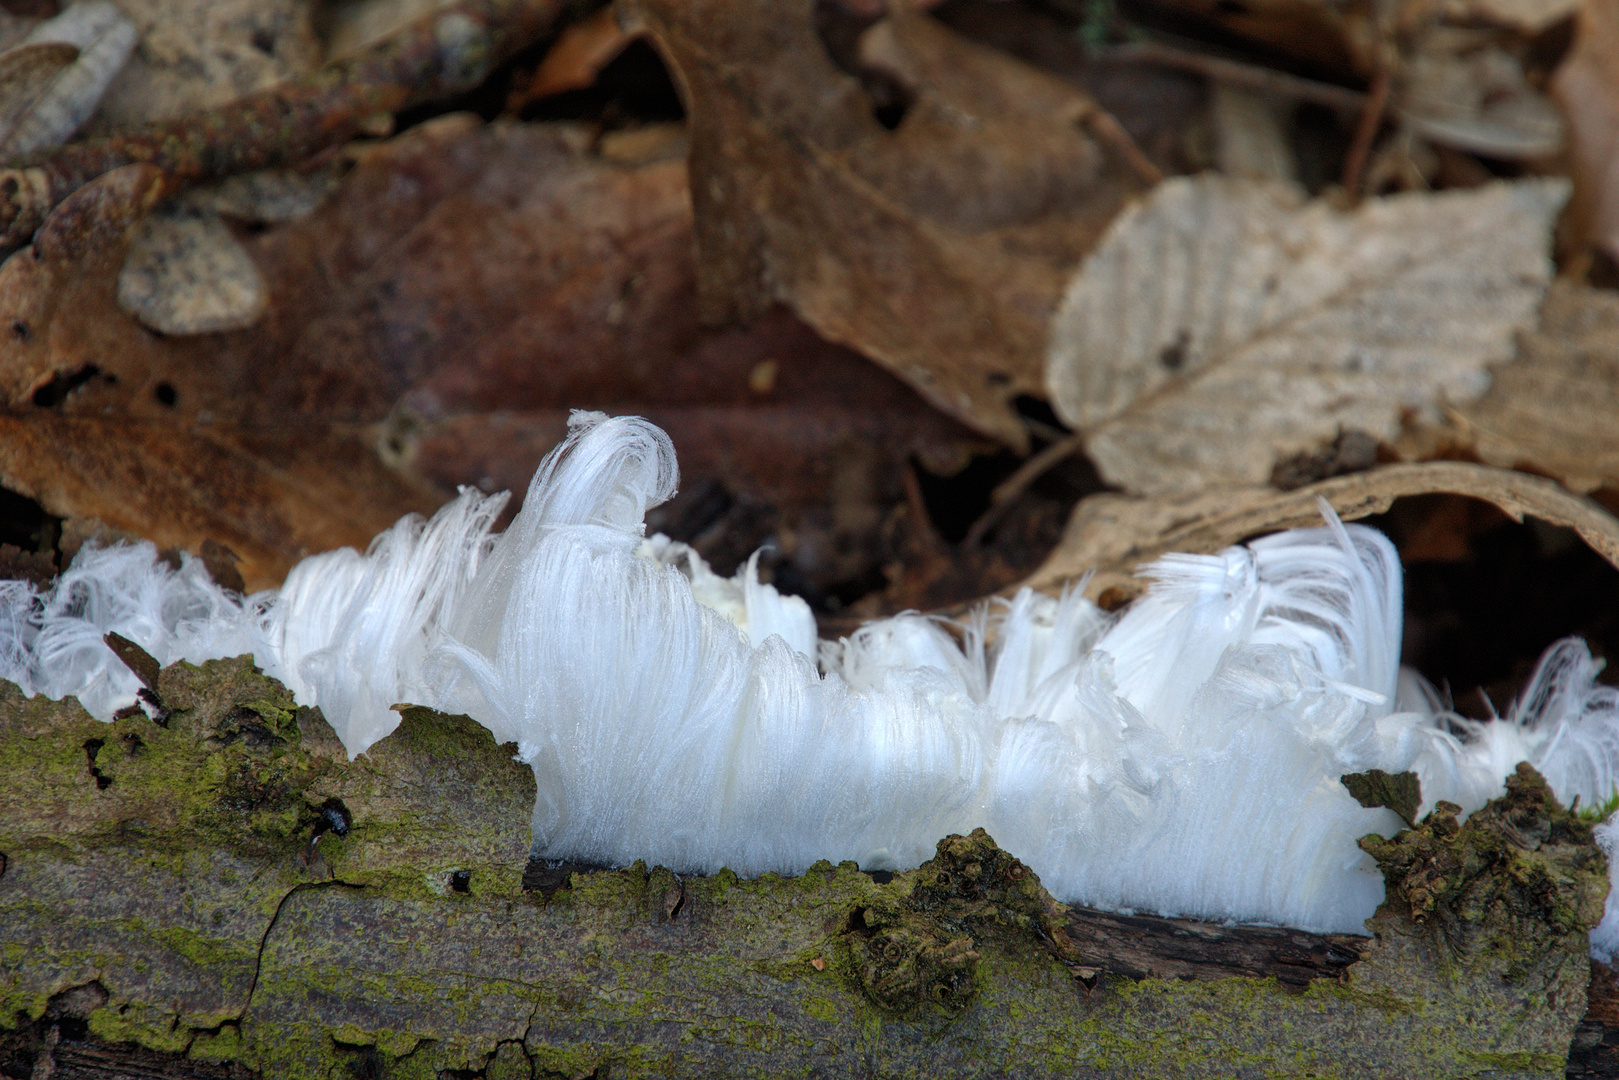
[623,0,1158,447]
[0,110,990,607]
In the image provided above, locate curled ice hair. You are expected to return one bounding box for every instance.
[6,410,1619,940]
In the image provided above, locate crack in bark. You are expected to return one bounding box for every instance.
[243,878,365,1015]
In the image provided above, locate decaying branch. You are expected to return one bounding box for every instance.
[0,0,569,253]
[0,653,1612,1078]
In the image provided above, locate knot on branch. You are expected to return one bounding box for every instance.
[843,828,1076,1014]
[1358,762,1608,970]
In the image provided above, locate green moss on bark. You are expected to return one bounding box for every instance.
[1,660,1609,1078]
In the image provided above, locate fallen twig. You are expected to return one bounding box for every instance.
[1077,104,1163,187]
[1102,42,1367,114]
[963,430,1088,548]
[1340,65,1392,200]
[0,0,568,252]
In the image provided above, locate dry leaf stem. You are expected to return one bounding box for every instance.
[963,430,1088,549]
[1076,106,1163,187]
[1104,42,1367,114]
[0,0,568,252]
[1341,65,1392,200]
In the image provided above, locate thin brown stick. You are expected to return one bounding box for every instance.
[901,460,942,546]
[1340,65,1391,200]
[0,0,568,251]
[1078,105,1162,187]
[963,430,1087,549]
[1102,42,1368,114]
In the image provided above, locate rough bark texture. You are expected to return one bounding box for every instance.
[0,655,1612,1078]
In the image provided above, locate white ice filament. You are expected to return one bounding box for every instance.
[6,411,1619,941]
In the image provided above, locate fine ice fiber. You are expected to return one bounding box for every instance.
[5,411,1619,942]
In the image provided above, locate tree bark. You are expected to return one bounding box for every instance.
[0,654,1611,1079]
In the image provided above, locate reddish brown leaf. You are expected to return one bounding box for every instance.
[0,117,984,607]
[516,5,638,104]
[1554,0,1619,265]
[0,160,459,588]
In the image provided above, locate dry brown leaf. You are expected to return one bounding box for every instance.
[623,0,1148,448]
[1023,461,1619,604]
[1046,174,1566,496]
[519,5,637,102]
[1553,0,1619,265]
[0,117,982,605]
[0,413,435,588]
[0,165,436,588]
[1453,280,1619,494]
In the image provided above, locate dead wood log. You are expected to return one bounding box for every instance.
[0,655,1611,1078]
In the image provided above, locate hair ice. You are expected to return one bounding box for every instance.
[6,411,1619,942]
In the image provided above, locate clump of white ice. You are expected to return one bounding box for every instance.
[5,411,1619,941]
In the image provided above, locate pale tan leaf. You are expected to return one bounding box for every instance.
[0,0,134,155]
[1456,279,1619,494]
[116,203,268,335]
[1022,461,1619,604]
[1046,175,1566,496]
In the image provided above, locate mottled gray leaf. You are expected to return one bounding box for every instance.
[116,202,268,335]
